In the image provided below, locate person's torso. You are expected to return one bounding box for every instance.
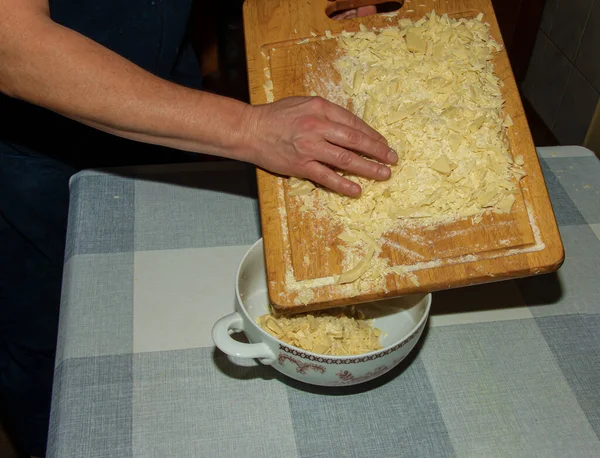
[49,0,194,79]
[0,0,202,169]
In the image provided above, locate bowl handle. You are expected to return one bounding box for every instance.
[212,312,276,365]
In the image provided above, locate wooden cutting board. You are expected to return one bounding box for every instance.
[243,0,564,313]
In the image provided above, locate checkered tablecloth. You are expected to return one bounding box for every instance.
[48,146,600,457]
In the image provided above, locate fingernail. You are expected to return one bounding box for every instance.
[378,166,391,179]
[350,183,361,196]
[387,149,398,163]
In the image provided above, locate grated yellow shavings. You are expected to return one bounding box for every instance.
[321,10,524,239]
[284,11,527,290]
[257,305,383,355]
[281,11,529,298]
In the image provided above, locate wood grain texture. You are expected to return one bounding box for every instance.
[243,0,564,313]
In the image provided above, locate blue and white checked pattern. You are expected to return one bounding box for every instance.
[49,147,600,457]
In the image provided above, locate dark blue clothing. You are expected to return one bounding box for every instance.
[0,143,74,458]
[0,1,203,455]
[1,0,203,170]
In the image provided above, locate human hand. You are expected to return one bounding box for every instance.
[243,96,397,197]
[330,4,377,20]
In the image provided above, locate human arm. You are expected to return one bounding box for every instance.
[0,0,396,196]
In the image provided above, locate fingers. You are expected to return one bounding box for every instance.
[321,100,388,145]
[356,6,377,17]
[318,142,392,181]
[331,5,376,20]
[323,122,398,165]
[331,9,357,20]
[303,161,362,197]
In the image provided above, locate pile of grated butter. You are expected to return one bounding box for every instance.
[290,11,526,232]
[285,11,527,294]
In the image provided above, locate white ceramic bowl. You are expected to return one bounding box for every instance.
[212,238,432,387]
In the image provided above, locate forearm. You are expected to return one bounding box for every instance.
[1,0,395,197]
[0,10,252,160]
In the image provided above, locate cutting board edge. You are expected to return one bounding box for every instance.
[269,244,565,313]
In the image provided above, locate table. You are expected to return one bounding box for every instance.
[48,146,600,457]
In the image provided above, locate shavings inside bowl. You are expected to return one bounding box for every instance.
[257,305,384,356]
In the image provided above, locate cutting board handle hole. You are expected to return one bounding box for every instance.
[326,0,403,19]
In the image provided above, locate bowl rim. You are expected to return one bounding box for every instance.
[236,238,432,361]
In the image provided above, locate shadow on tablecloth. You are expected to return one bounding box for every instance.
[430,273,564,316]
[77,160,259,199]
